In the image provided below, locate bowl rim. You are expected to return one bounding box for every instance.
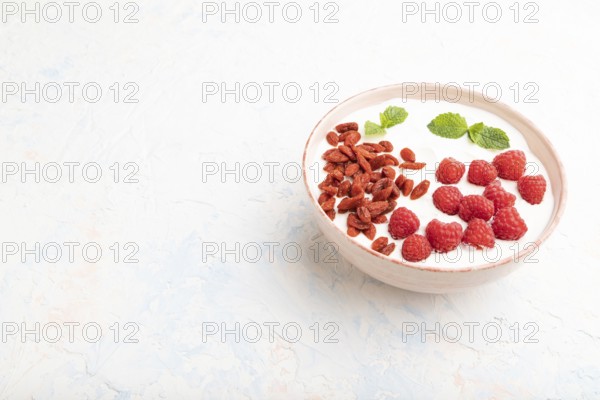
[302,82,567,274]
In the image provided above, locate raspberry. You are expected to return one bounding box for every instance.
[492,207,528,240]
[517,175,547,205]
[483,180,516,213]
[388,207,420,239]
[402,234,432,262]
[425,219,463,253]
[432,186,463,215]
[467,160,498,186]
[458,195,495,222]
[492,150,526,181]
[436,157,465,184]
[462,218,495,249]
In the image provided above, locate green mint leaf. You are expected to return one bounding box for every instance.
[468,122,485,143]
[427,112,468,139]
[365,121,386,136]
[468,124,510,150]
[380,106,408,129]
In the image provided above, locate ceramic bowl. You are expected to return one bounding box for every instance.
[302,83,566,293]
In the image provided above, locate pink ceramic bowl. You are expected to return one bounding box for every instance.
[302,83,566,293]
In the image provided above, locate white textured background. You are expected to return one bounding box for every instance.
[0,0,598,398]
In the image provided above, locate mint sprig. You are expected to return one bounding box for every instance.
[427,112,510,150]
[468,123,510,150]
[380,106,408,129]
[365,121,387,136]
[365,106,408,136]
[467,122,485,142]
[427,112,468,139]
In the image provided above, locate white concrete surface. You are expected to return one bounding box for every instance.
[0,0,598,398]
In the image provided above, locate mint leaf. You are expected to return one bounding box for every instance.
[365,121,386,136]
[468,122,485,143]
[468,124,510,150]
[427,112,511,150]
[380,106,408,129]
[427,112,468,139]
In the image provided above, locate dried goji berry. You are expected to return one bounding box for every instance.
[400,162,426,170]
[357,206,371,223]
[380,243,396,256]
[371,237,388,252]
[400,147,416,163]
[326,131,339,146]
[410,180,430,200]
[336,122,358,133]
[401,179,414,196]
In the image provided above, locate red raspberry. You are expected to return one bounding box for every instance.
[483,180,516,213]
[432,186,463,215]
[388,207,420,239]
[458,195,495,222]
[492,207,528,240]
[492,150,526,181]
[402,234,432,262]
[462,218,495,249]
[467,160,498,186]
[436,157,465,184]
[517,175,547,205]
[425,219,463,253]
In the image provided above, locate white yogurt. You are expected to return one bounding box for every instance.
[308,99,555,269]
